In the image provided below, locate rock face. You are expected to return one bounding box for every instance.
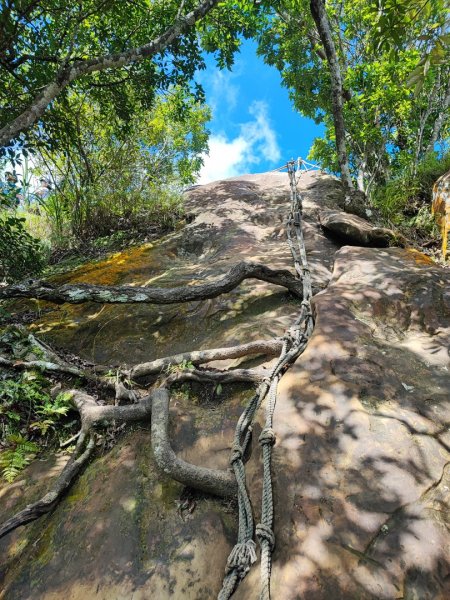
[319,208,406,247]
[1,171,449,599]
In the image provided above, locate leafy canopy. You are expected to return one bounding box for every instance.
[256,0,449,194]
[0,0,260,153]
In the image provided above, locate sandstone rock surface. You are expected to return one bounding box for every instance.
[319,208,406,247]
[1,171,449,599]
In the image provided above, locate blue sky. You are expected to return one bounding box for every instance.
[196,40,324,183]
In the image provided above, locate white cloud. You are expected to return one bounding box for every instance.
[196,61,242,117]
[208,70,238,114]
[198,101,281,184]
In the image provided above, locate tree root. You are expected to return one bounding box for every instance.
[0,381,240,539]
[151,388,237,497]
[0,259,296,538]
[0,260,293,520]
[0,262,302,304]
[0,354,118,391]
[166,367,266,386]
[68,389,153,428]
[129,338,283,379]
[0,355,87,377]
[0,435,95,540]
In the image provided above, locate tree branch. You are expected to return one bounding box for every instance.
[0,0,221,146]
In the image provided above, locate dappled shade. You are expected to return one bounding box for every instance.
[1,172,449,599]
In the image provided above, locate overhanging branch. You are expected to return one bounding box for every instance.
[0,0,221,146]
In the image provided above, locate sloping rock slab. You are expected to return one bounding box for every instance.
[319,208,405,247]
[8,172,341,367]
[1,173,449,599]
[236,246,450,599]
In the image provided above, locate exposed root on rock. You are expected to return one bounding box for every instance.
[0,379,241,539]
[165,366,267,386]
[151,388,237,497]
[0,355,115,391]
[0,434,95,540]
[0,228,299,544]
[129,338,283,379]
[0,261,303,305]
[0,161,315,600]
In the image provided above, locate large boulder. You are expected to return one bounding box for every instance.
[1,172,449,599]
[319,208,406,247]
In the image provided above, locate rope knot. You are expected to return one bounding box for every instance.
[259,427,276,446]
[225,540,257,576]
[256,523,276,551]
[229,442,243,465]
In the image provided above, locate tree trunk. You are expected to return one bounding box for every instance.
[0,0,221,147]
[425,79,450,155]
[310,0,354,190]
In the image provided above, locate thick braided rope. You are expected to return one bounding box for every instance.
[256,162,314,600]
[218,160,314,600]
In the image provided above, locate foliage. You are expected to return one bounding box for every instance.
[167,359,195,374]
[373,150,450,231]
[0,434,39,483]
[366,0,450,95]
[0,370,74,482]
[0,167,46,282]
[0,0,260,154]
[32,88,210,243]
[256,0,450,196]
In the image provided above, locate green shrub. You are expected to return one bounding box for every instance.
[373,151,450,225]
[0,370,74,482]
[0,213,46,282]
[0,183,47,282]
[0,435,39,483]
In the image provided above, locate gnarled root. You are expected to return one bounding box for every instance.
[0,391,153,540]
[166,366,266,386]
[0,383,239,539]
[129,338,283,379]
[69,389,152,427]
[151,388,237,497]
[0,435,95,540]
[0,353,115,391]
[0,262,302,305]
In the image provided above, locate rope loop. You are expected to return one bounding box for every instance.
[259,427,276,447]
[229,443,243,465]
[256,523,276,551]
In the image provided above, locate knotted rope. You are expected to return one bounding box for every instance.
[218,159,315,599]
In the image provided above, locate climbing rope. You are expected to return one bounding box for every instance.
[218,159,315,599]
